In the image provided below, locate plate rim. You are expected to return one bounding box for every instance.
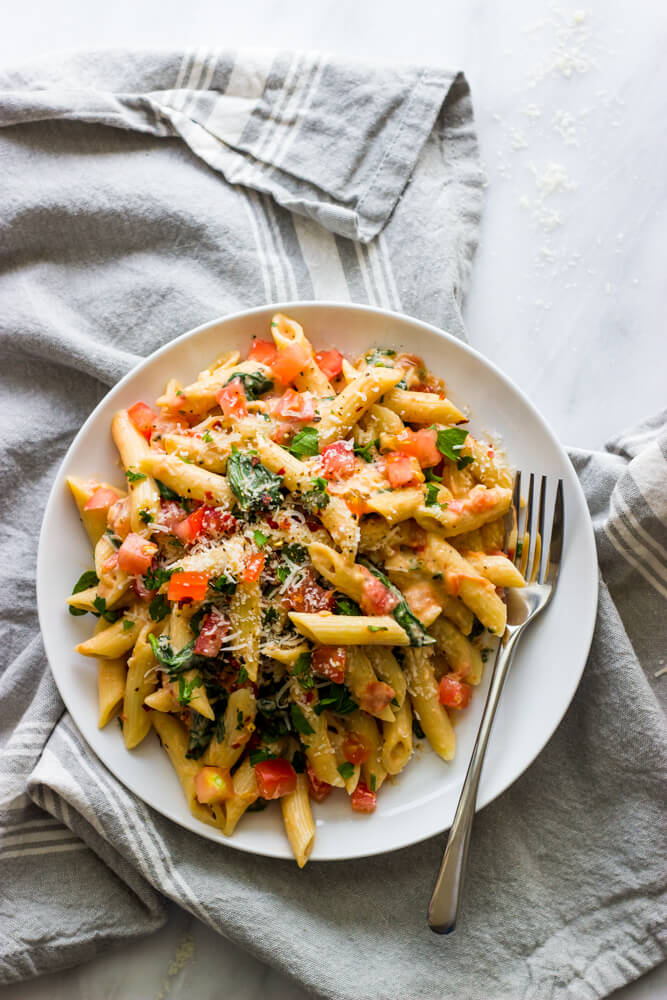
[37,300,599,861]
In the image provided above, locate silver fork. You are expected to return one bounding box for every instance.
[427,473,565,934]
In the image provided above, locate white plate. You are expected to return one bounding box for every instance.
[37,302,598,862]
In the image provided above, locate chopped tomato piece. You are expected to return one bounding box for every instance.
[311,645,347,684]
[127,401,156,442]
[342,732,371,765]
[195,766,234,804]
[107,496,131,539]
[306,760,332,803]
[273,388,316,421]
[216,378,248,419]
[84,487,120,511]
[385,451,423,488]
[102,553,119,574]
[392,427,441,468]
[194,608,229,657]
[151,411,189,443]
[359,681,396,715]
[159,499,187,531]
[242,552,265,583]
[315,349,344,380]
[270,342,309,385]
[345,494,369,517]
[254,758,297,800]
[283,567,335,613]
[247,338,278,367]
[167,571,209,603]
[173,506,206,543]
[321,440,355,480]
[359,568,399,616]
[117,533,158,575]
[438,676,472,709]
[201,507,237,536]
[350,781,376,813]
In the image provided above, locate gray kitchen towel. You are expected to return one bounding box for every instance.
[0,50,664,999]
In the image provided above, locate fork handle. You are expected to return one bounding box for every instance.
[427,626,523,934]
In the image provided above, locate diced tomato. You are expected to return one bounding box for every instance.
[283,567,336,613]
[159,499,187,531]
[83,487,120,511]
[201,507,237,536]
[173,506,206,543]
[194,608,229,657]
[270,342,309,385]
[438,676,472,710]
[345,494,370,517]
[321,440,355,480]
[107,496,131,539]
[385,451,423,488]
[195,766,234,804]
[360,681,396,715]
[216,379,248,419]
[151,411,189,442]
[132,575,156,601]
[117,533,158,575]
[315,349,344,380]
[242,552,265,583]
[311,645,347,684]
[350,782,376,813]
[247,338,278,367]
[392,427,441,468]
[359,568,399,616]
[102,553,119,574]
[254,758,297,799]
[127,402,155,442]
[306,760,333,803]
[342,732,371,765]
[167,571,209,603]
[273,388,316,422]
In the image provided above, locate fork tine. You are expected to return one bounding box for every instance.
[522,473,535,578]
[535,475,547,582]
[506,471,521,561]
[545,478,564,587]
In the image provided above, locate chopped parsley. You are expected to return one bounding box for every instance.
[125,468,146,484]
[365,348,396,367]
[201,430,213,443]
[249,748,277,766]
[92,596,121,623]
[210,573,237,595]
[262,606,279,626]
[227,449,283,514]
[289,426,319,458]
[123,619,135,632]
[313,683,358,716]
[353,440,378,462]
[253,528,269,548]
[292,652,314,690]
[367,624,389,633]
[290,703,315,736]
[276,565,290,584]
[435,428,474,470]
[139,509,154,524]
[337,761,355,780]
[143,565,178,591]
[370,774,377,792]
[178,673,203,705]
[424,482,444,508]
[68,570,99,616]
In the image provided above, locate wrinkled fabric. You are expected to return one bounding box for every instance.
[0,50,664,1000]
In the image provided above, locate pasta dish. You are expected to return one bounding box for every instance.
[66,314,524,866]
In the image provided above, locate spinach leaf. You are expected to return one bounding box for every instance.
[301,477,329,513]
[149,593,169,622]
[334,594,361,616]
[148,634,196,674]
[313,682,358,716]
[155,479,181,501]
[358,557,435,647]
[185,712,214,760]
[290,703,315,736]
[227,450,283,514]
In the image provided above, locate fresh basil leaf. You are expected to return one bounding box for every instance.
[292,652,314,690]
[289,426,319,458]
[92,596,121,623]
[69,569,99,615]
[358,557,435,647]
[224,370,274,400]
[337,761,355,780]
[424,482,444,508]
[435,428,473,469]
[148,634,196,674]
[178,673,203,705]
[149,593,169,622]
[290,703,315,736]
[227,450,283,514]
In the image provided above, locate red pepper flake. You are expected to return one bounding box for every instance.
[265,514,279,529]
[277,467,286,476]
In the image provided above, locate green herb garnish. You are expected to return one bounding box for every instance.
[301,476,329,513]
[210,573,237,595]
[139,509,154,524]
[253,529,269,548]
[149,593,169,622]
[185,711,214,760]
[155,479,181,501]
[249,748,277,766]
[201,430,213,443]
[224,370,274,400]
[227,450,283,514]
[435,428,474,470]
[289,426,319,458]
[125,468,146,484]
[178,673,203,705]
[313,683,358,716]
[68,570,99,616]
[353,441,376,462]
[424,482,444,508]
[148,634,195,674]
[92,596,121,623]
[358,557,435,647]
[290,703,315,736]
[338,761,355,780]
[370,774,377,792]
[335,594,361,616]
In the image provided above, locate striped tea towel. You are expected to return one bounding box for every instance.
[0,49,665,1000]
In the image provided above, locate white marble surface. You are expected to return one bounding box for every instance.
[2,0,665,997]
